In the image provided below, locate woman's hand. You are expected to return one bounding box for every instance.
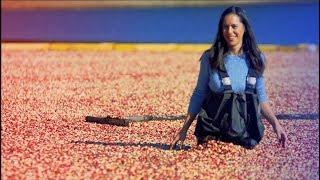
[273,123,287,148]
[260,102,288,148]
[169,128,188,150]
[169,113,196,150]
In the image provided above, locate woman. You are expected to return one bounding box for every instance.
[170,6,287,149]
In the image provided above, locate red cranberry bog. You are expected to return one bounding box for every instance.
[1,47,319,179]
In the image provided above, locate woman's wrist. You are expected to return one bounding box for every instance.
[181,113,196,131]
[260,102,280,129]
[270,118,281,130]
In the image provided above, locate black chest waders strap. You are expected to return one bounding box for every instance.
[245,68,258,94]
[243,68,265,142]
[218,64,233,92]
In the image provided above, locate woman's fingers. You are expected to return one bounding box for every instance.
[169,135,180,150]
[275,126,288,148]
[170,134,186,150]
[169,141,177,150]
[178,140,184,149]
[170,129,188,150]
[281,133,287,148]
[278,132,287,148]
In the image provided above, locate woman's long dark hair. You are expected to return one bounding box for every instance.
[208,6,265,74]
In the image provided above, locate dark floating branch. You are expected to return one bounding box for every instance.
[274,113,319,120]
[85,113,318,127]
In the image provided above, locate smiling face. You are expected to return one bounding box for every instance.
[222,13,245,50]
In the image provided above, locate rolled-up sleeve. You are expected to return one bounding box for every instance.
[187,52,211,116]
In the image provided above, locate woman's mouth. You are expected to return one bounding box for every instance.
[227,36,236,41]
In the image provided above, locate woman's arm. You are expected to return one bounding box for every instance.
[260,101,287,148]
[188,52,211,116]
[255,61,287,148]
[170,51,211,150]
[170,113,196,149]
[179,113,196,132]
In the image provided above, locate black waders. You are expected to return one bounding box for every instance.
[194,66,265,149]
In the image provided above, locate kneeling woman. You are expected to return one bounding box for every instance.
[170,6,287,149]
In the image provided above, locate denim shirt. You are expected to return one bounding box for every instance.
[188,51,268,116]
